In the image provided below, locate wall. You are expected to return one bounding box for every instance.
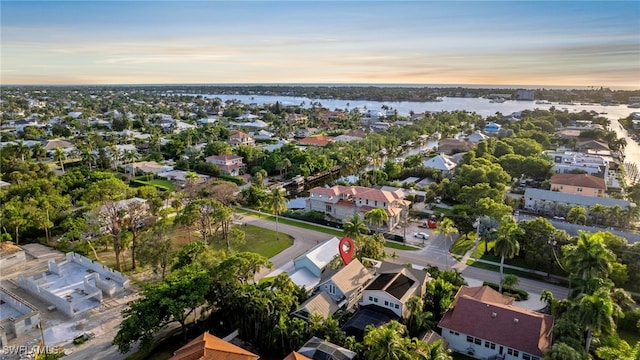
[67,253,130,290]
[17,275,74,317]
[360,290,404,317]
[0,250,26,270]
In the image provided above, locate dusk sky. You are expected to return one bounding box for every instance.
[2,1,639,89]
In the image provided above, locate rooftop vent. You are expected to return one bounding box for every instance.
[514,318,519,324]
[491,312,497,318]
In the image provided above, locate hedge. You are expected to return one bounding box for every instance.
[482,281,529,301]
[218,175,244,185]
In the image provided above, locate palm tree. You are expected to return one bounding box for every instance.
[563,231,615,283]
[363,320,411,360]
[575,287,616,353]
[185,171,199,202]
[494,219,523,292]
[567,206,587,225]
[434,217,458,269]
[364,208,389,233]
[540,290,554,310]
[343,214,369,239]
[53,147,66,173]
[589,203,607,226]
[268,187,287,240]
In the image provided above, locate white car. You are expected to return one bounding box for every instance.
[414,232,429,240]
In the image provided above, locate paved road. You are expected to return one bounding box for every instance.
[240,214,570,300]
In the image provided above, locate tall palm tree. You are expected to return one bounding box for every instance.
[540,290,554,310]
[365,208,389,233]
[53,147,66,173]
[567,206,587,225]
[343,214,369,239]
[589,204,607,226]
[563,231,615,282]
[363,320,412,360]
[434,217,458,269]
[268,187,287,240]
[494,219,523,291]
[575,288,616,353]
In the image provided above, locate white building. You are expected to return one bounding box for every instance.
[544,151,608,176]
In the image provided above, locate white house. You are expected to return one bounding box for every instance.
[286,237,341,290]
[466,130,490,143]
[359,262,429,318]
[439,286,553,360]
[422,153,457,175]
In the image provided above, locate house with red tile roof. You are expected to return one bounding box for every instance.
[305,185,411,231]
[298,135,335,147]
[228,130,255,147]
[170,332,259,360]
[438,286,553,360]
[205,154,245,176]
[550,173,606,197]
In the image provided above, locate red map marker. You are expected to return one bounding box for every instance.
[339,237,355,265]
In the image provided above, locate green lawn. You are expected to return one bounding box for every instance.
[431,206,454,216]
[210,224,293,259]
[451,233,475,255]
[384,241,419,251]
[132,176,176,190]
[235,208,345,237]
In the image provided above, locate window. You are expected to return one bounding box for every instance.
[373,298,378,303]
[523,355,531,360]
[395,304,400,309]
[375,201,378,206]
[507,349,519,357]
[466,336,473,343]
[577,187,583,192]
[329,284,336,295]
[532,357,540,360]
[326,205,332,212]
[384,301,389,306]
[366,199,369,205]
[484,341,495,349]
[368,296,373,301]
[474,338,481,345]
[25,317,32,326]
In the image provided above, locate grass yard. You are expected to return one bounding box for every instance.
[384,241,419,251]
[431,206,454,216]
[235,208,345,237]
[472,239,494,259]
[170,223,293,259]
[451,233,476,255]
[132,176,176,190]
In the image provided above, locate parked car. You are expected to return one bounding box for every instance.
[414,232,429,240]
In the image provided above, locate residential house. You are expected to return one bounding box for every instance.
[371,121,391,132]
[545,151,608,176]
[523,188,633,216]
[294,259,375,319]
[298,135,334,147]
[230,120,269,131]
[43,139,76,155]
[124,161,173,175]
[283,352,312,360]
[305,185,411,231]
[284,113,308,125]
[358,262,429,318]
[576,139,610,153]
[228,130,255,147]
[466,131,490,143]
[550,173,606,197]
[437,138,474,155]
[439,286,553,360]
[422,153,457,176]
[170,332,259,360]
[205,154,245,176]
[235,111,259,122]
[483,123,502,134]
[287,237,341,290]
[157,170,210,187]
[297,337,357,360]
[516,89,535,101]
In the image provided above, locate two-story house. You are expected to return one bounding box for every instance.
[550,173,606,197]
[305,186,410,231]
[358,263,429,318]
[439,286,553,360]
[205,154,245,176]
[294,259,375,320]
[228,130,255,147]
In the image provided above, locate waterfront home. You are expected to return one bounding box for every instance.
[483,122,502,133]
[228,130,256,147]
[205,154,245,176]
[422,153,457,176]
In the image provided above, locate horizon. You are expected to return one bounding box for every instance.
[2,1,639,89]
[1,82,638,91]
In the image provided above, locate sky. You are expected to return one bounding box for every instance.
[1,1,639,89]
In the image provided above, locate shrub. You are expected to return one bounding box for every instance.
[482,281,529,300]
